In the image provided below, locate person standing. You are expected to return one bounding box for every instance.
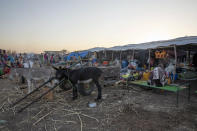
[50,54,54,64]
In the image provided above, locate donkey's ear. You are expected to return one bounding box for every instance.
[59,66,62,69]
[52,66,59,70]
[63,67,71,72]
[62,67,67,70]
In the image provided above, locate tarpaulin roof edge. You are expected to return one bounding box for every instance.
[86,36,197,51]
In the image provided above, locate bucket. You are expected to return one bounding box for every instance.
[167,77,171,84]
[103,61,109,66]
[121,60,128,68]
[143,72,150,80]
[88,102,97,108]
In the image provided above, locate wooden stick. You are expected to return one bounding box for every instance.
[120,50,122,62]
[78,114,83,131]
[0,97,7,105]
[44,123,47,131]
[17,79,64,113]
[51,119,77,124]
[63,108,99,122]
[131,106,139,117]
[173,44,177,83]
[53,124,57,131]
[11,77,54,108]
[148,49,151,70]
[132,49,135,60]
[112,51,114,61]
[32,108,45,119]
[64,113,78,116]
[0,102,5,110]
[33,111,53,125]
[80,113,99,122]
[188,50,191,64]
[0,126,5,129]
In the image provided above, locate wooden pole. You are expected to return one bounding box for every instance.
[148,49,151,70]
[132,49,135,60]
[98,51,100,61]
[173,44,177,83]
[120,50,122,61]
[188,50,191,64]
[186,51,189,64]
[112,51,114,61]
[119,50,122,69]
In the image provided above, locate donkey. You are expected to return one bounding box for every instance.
[53,66,103,100]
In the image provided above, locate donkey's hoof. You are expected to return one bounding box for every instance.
[95,98,102,102]
[72,96,78,100]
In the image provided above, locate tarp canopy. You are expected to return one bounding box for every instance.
[86,47,106,52]
[108,36,197,51]
[86,36,197,51]
[67,51,89,60]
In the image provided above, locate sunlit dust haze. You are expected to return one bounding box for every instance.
[0,0,197,53]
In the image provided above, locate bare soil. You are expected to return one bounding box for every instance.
[0,78,197,131]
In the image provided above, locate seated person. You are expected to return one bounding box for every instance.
[147,64,167,87]
[0,64,11,78]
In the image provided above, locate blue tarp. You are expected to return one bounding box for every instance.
[67,51,89,60]
[8,56,14,63]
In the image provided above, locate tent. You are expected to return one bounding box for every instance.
[67,51,89,61]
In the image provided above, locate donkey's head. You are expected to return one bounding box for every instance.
[52,66,71,80]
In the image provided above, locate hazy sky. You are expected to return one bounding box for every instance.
[0,0,197,53]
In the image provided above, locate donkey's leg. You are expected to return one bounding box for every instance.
[94,81,102,100]
[72,85,78,100]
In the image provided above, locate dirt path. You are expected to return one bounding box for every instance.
[0,79,197,131]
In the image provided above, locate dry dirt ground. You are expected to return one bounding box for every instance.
[0,78,197,131]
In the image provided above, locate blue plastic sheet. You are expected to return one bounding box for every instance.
[67,51,89,60]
